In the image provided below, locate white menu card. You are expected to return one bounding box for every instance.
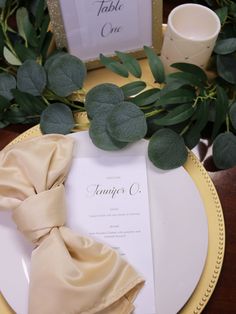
[65,155,156,313]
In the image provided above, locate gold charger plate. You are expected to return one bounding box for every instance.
[0,62,225,313]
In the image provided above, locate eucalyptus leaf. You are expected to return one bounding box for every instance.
[166,72,204,88]
[40,31,53,61]
[14,42,37,61]
[100,54,129,78]
[34,0,45,27]
[0,0,6,8]
[4,106,27,124]
[85,83,124,118]
[115,51,142,78]
[148,128,188,170]
[44,51,67,71]
[161,78,192,93]
[89,112,128,151]
[214,38,236,55]
[12,89,46,115]
[87,102,116,120]
[154,104,194,126]
[16,7,38,47]
[213,132,236,169]
[132,88,160,106]
[184,100,209,149]
[155,88,195,108]
[107,101,147,142]
[184,129,201,150]
[86,83,124,105]
[194,100,210,133]
[183,128,201,149]
[229,101,236,129]
[17,60,46,96]
[171,63,207,83]
[40,103,75,134]
[229,3,236,18]
[217,54,236,84]
[0,95,10,112]
[3,46,22,65]
[39,15,50,51]
[30,0,46,16]
[215,6,228,25]
[212,85,229,139]
[0,73,16,100]
[39,15,51,52]
[47,54,86,97]
[144,46,165,83]
[0,24,4,56]
[121,81,146,98]
[146,114,164,138]
[0,120,9,128]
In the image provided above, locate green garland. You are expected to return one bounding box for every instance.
[0,0,236,170]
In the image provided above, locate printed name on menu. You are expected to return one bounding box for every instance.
[93,0,124,37]
[86,183,141,198]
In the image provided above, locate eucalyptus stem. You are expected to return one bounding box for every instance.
[180,124,190,136]
[226,115,230,132]
[145,108,164,118]
[43,89,85,110]
[0,66,16,75]
[42,96,50,106]
[0,66,9,72]
[2,25,18,57]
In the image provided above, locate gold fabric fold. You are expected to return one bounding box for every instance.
[0,134,144,314]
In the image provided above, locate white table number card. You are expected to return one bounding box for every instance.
[47,0,163,68]
[65,155,156,314]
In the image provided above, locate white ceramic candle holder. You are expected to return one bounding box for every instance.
[160,3,221,73]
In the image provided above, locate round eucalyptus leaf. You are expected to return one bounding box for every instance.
[213,132,236,169]
[86,83,124,105]
[229,102,236,129]
[47,54,86,97]
[17,60,46,96]
[0,0,7,8]
[86,101,116,120]
[0,73,16,100]
[89,112,128,151]
[44,51,67,72]
[148,128,188,170]
[85,83,124,118]
[217,54,236,84]
[107,101,147,142]
[85,83,124,119]
[40,103,75,134]
[214,38,236,55]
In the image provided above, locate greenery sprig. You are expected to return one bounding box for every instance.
[1,0,236,170]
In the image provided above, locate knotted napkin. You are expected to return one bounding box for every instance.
[0,134,144,314]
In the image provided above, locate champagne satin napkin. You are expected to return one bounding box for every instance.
[0,134,144,314]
